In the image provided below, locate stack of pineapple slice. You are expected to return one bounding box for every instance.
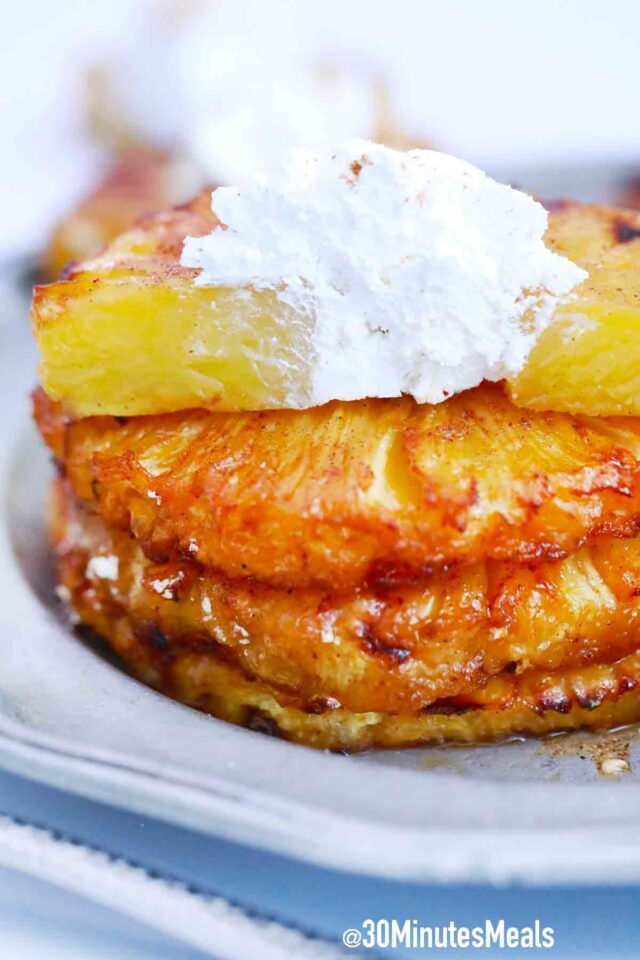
[31,192,640,750]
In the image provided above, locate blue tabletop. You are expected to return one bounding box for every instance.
[0,767,637,958]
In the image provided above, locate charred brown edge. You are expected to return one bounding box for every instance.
[358,621,411,664]
[614,217,640,244]
[244,708,284,739]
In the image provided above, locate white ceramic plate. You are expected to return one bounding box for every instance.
[4,163,640,885]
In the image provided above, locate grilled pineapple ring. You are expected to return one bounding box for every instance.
[32,196,640,419]
[35,384,640,590]
[51,480,640,751]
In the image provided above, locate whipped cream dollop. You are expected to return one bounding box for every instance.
[181,141,587,406]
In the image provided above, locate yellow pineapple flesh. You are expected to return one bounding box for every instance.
[33,193,315,416]
[508,204,640,416]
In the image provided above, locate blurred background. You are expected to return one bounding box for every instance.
[4,0,640,267]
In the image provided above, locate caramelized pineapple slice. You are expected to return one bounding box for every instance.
[509,204,640,416]
[33,193,314,416]
[33,194,640,418]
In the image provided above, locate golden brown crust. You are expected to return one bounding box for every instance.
[97,625,640,752]
[35,383,640,590]
[50,478,640,748]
